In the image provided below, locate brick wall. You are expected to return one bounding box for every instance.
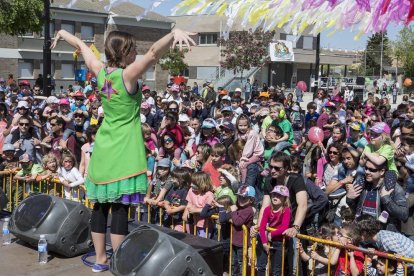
[0,35,18,48]
[0,59,17,80]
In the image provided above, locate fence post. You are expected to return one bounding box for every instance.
[251,235,256,276]
[242,225,248,276]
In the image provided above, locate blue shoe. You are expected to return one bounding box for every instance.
[92,263,109,273]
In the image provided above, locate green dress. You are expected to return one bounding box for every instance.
[85,67,147,204]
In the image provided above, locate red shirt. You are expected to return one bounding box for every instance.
[335,250,364,276]
[202,162,220,188]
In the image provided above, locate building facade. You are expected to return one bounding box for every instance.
[170,14,360,90]
[0,0,173,92]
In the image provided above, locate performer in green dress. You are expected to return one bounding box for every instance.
[51,28,195,272]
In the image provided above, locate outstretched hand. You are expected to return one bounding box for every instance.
[50,31,62,49]
[172,29,197,51]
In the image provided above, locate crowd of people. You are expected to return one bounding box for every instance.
[2,71,414,275]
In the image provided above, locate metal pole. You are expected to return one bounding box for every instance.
[380,32,383,78]
[43,0,52,96]
[364,50,367,76]
[314,33,320,98]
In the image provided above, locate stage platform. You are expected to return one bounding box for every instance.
[0,235,111,276]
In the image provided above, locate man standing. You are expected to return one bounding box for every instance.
[243,79,252,103]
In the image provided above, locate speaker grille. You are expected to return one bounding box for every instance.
[14,195,53,232]
[117,230,159,275]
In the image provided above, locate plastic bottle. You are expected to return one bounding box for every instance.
[38,234,48,264]
[2,217,11,245]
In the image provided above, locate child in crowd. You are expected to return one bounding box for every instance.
[401,134,414,194]
[258,185,291,276]
[142,123,157,156]
[161,168,190,232]
[193,144,212,171]
[183,172,214,238]
[14,153,44,193]
[36,153,59,195]
[0,144,20,210]
[215,165,239,204]
[200,118,220,146]
[203,143,226,188]
[305,102,320,132]
[235,114,264,184]
[366,256,404,276]
[58,151,84,201]
[143,158,173,224]
[220,185,256,276]
[157,132,182,164]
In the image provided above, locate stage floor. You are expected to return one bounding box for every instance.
[0,236,111,276]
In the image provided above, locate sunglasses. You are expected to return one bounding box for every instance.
[75,98,83,101]
[269,164,284,171]
[164,138,173,144]
[63,160,73,163]
[34,89,40,92]
[365,167,381,173]
[19,123,30,126]
[92,107,98,110]
[328,150,339,155]
[74,115,83,118]
[50,123,57,127]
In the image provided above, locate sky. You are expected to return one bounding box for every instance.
[140,0,405,50]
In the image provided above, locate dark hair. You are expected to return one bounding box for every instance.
[165,111,178,122]
[161,132,177,148]
[326,142,343,163]
[353,215,381,244]
[332,125,347,143]
[86,125,99,142]
[401,120,414,132]
[270,151,291,168]
[340,206,355,223]
[170,168,191,189]
[105,31,136,69]
[290,156,303,173]
[49,115,65,127]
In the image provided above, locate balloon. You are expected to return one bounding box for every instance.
[308,127,324,144]
[297,81,307,92]
[404,78,412,87]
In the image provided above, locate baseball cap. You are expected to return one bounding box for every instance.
[236,185,256,198]
[73,91,84,98]
[19,153,32,163]
[220,120,235,132]
[349,121,361,132]
[268,86,275,90]
[270,185,290,197]
[2,144,14,152]
[19,80,30,87]
[178,113,190,122]
[171,84,180,92]
[90,77,97,83]
[59,98,70,105]
[201,118,217,129]
[221,106,233,113]
[369,122,390,135]
[207,83,214,88]
[324,101,336,108]
[141,102,150,109]
[259,92,270,98]
[158,158,171,168]
[221,95,231,101]
[17,101,29,109]
[234,88,242,93]
[219,89,228,95]
[46,96,59,104]
[142,85,151,91]
[292,105,300,112]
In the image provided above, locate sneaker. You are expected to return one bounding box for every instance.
[92,263,109,273]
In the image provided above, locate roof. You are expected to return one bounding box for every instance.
[52,0,173,23]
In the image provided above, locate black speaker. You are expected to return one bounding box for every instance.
[0,187,7,210]
[356,77,365,85]
[112,222,222,276]
[9,194,92,257]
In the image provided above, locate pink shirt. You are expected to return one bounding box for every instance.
[260,206,291,243]
[186,188,214,228]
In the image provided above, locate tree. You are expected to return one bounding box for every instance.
[0,0,43,36]
[158,48,189,76]
[219,29,276,77]
[394,26,414,77]
[364,32,392,76]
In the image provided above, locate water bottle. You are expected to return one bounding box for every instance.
[38,234,48,264]
[2,217,11,245]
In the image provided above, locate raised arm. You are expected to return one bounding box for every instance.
[51,30,103,76]
[123,29,196,86]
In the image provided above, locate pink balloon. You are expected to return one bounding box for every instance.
[308,127,324,143]
[297,81,307,92]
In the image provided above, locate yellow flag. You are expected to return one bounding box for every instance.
[89,44,101,60]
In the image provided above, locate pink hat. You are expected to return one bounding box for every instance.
[141,102,150,109]
[369,122,390,135]
[59,98,70,105]
[171,84,180,92]
[270,185,290,197]
[142,85,150,91]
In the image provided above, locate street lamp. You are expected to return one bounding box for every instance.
[42,0,52,96]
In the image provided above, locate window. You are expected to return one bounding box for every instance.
[18,61,33,78]
[39,62,55,77]
[41,23,55,38]
[145,66,155,81]
[286,35,298,48]
[196,66,217,80]
[61,63,74,79]
[81,25,94,41]
[61,22,75,34]
[198,33,218,45]
[303,36,314,50]
[182,68,189,77]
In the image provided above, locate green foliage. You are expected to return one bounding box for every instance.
[158,48,189,76]
[394,27,414,77]
[219,29,276,75]
[0,0,43,36]
[364,32,392,76]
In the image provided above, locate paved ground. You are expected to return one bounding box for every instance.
[0,221,111,276]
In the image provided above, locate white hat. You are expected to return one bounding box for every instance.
[222,95,231,101]
[179,113,190,122]
[46,96,59,104]
[235,88,242,93]
[17,101,29,109]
